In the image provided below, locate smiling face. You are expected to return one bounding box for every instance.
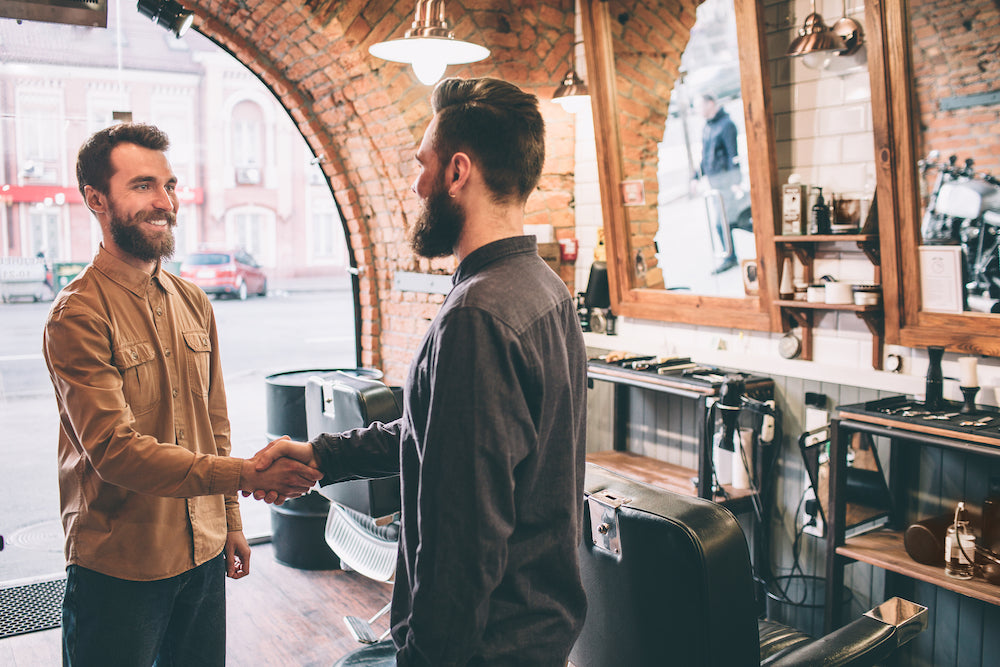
[91,142,179,267]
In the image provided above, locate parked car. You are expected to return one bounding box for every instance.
[179,249,267,300]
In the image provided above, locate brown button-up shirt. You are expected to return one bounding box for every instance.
[43,246,243,581]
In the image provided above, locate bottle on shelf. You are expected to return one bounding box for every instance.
[809,186,831,235]
[944,501,976,580]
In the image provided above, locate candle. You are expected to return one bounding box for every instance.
[958,356,979,387]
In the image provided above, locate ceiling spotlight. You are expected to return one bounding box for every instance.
[369,0,490,86]
[552,69,590,114]
[136,0,194,39]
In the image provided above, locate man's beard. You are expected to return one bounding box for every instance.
[109,206,177,263]
[409,180,464,259]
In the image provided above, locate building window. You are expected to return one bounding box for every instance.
[231,100,263,184]
[17,89,62,180]
[26,206,63,260]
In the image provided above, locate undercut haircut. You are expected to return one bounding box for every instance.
[430,77,545,206]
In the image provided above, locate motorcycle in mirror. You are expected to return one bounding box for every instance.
[919,152,1000,312]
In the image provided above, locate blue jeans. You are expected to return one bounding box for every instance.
[62,554,226,667]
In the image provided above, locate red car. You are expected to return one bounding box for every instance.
[179,249,268,300]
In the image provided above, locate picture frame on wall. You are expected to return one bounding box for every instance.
[741,259,759,296]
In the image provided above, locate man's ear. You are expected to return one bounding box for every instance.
[83,185,106,215]
[446,152,473,196]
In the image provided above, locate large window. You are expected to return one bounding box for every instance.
[0,6,355,585]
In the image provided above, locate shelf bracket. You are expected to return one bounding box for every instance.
[856,237,880,265]
[857,310,884,370]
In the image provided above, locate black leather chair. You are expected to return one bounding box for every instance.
[572,462,928,667]
[333,462,928,667]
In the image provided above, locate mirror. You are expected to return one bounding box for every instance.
[873,0,1000,353]
[580,0,780,330]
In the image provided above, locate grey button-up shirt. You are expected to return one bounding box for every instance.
[312,236,588,666]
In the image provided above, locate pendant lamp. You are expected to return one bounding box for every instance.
[369,0,490,86]
[552,69,590,114]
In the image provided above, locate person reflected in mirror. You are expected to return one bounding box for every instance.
[697,93,741,274]
[44,122,322,667]
[251,78,589,667]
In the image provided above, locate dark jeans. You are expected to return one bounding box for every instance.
[62,553,226,667]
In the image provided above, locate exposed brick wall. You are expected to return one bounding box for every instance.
[190,0,578,384]
[606,0,699,289]
[910,0,1000,174]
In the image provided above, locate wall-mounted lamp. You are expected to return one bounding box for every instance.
[786,1,845,68]
[368,0,490,86]
[552,69,590,114]
[136,0,194,38]
[787,0,866,71]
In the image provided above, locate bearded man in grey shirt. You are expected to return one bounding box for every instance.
[253,77,588,666]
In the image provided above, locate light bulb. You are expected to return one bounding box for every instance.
[554,94,590,115]
[802,50,833,70]
[412,59,447,86]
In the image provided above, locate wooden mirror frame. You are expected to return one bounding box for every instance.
[579,0,781,330]
[871,0,1000,356]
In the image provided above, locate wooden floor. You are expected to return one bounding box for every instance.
[0,542,391,667]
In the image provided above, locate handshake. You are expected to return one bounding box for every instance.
[238,437,321,505]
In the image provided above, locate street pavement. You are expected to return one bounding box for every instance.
[0,278,358,585]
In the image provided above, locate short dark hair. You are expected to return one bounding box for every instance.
[430,78,544,205]
[76,123,170,198]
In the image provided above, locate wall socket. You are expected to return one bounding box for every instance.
[802,406,828,537]
[802,486,825,537]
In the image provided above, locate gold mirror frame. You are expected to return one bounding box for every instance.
[871,0,1000,355]
[580,0,781,330]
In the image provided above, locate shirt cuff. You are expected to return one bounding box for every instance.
[211,455,244,496]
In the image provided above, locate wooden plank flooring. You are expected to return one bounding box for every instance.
[0,542,390,666]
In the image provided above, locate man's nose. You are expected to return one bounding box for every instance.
[153,187,177,211]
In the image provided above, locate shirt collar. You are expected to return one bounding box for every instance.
[452,236,538,286]
[93,245,175,297]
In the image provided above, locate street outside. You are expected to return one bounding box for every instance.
[0,281,357,584]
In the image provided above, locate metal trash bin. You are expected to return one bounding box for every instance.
[264,368,383,570]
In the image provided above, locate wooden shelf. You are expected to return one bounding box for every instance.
[777,300,881,313]
[778,234,875,243]
[837,529,1000,607]
[586,450,757,512]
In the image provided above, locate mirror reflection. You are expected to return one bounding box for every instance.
[611,0,753,298]
[910,0,1000,314]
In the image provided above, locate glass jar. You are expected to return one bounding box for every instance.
[945,501,976,580]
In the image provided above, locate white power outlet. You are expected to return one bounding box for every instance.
[802,485,825,537]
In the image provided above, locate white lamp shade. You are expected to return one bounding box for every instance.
[369,36,489,85]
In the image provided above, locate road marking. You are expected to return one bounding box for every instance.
[0,354,43,362]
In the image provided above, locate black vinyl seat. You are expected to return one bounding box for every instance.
[571,463,928,667]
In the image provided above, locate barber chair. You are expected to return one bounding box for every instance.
[333,462,928,667]
[303,372,402,649]
[573,463,928,666]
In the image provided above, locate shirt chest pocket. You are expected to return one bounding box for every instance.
[112,341,160,416]
[183,330,212,397]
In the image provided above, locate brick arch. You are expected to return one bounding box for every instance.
[188,0,577,384]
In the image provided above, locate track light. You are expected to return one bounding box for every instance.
[552,69,590,114]
[136,0,194,39]
[368,0,490,86]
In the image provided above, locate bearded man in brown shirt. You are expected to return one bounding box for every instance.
[43,123,322,667]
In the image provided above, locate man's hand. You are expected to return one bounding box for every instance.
[225,530,251,579]
[238,452,322,505]
[244,437,319,504]
[254,436,317,469]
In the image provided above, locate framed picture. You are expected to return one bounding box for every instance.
[620,179,645,206]
[741,259,759,296]
[919,245,963,313]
